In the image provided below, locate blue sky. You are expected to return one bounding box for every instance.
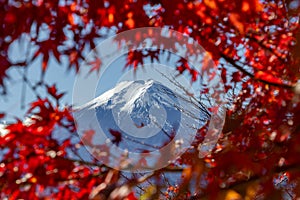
[0,26,226,124]
[0,40,198,123]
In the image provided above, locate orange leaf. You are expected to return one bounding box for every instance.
[108,13,114,23]
[242,1,250,12]
[125,18,135,29]
[252,0,263,12]
[229,13,244,34]
[255,71,283,85]
[182,166,192,183]
[224,190,242,200]
[204,0,217,10]
[68,13,75,26]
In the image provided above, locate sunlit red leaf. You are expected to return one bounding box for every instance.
[125,50,144,71]
[229,13,244,34]
[125,192,138,200]
[255,71,283,85]
[88,57,102,75]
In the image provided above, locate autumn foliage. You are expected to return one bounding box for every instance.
[1,0,300,199]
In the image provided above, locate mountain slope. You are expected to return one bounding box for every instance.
[74,80,210,169]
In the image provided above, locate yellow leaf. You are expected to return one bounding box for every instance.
[140,185,157,200]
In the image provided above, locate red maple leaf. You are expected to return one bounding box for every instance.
[87,57,102,75]
[47,84,65,101]
[82,129,96,146]
[0,113,5,119]
[109,129,122,146]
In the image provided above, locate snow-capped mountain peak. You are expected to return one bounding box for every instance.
[78,79,179,113]
[74,79,210,155]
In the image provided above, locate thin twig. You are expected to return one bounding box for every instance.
[220,53,295,89]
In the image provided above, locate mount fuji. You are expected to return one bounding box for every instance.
[74,80,210,153]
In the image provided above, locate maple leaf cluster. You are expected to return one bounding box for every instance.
[1,0,300,199]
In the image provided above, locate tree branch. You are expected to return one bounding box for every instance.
[220,53,295,89]
[189,162,300,199]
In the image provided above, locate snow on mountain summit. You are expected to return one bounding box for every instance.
[78,79,180,113]
[74,79,210,154]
